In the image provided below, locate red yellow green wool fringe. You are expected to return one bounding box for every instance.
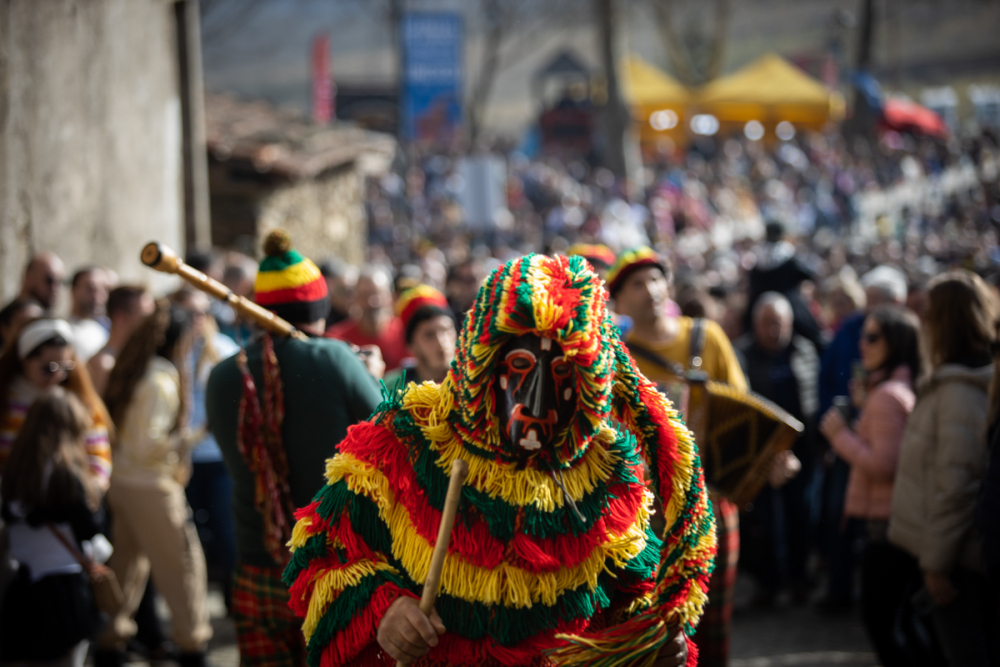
[284,254,715,666]
[236,333,297,564]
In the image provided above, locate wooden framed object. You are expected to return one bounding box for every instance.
[688,380,804,507]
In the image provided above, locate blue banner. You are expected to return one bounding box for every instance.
[401,12,463,143]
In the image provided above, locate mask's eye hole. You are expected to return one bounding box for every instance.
[552,360,572,378]
[508,353,534,371]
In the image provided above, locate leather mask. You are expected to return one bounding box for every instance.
[495,334,577,457]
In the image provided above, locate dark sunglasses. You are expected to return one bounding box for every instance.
[43,360,76,376]
[863,332,882,344]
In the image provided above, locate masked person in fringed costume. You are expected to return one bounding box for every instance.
[284,254,717,667]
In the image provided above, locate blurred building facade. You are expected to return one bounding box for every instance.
[0,0,210,302]
[204,93,396,265]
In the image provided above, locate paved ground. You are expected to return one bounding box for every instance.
[128,574,877,667]
[729,574,876,667]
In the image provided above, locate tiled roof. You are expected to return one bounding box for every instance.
[204,92,396,179]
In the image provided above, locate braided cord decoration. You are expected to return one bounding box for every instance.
[236,333,297,563]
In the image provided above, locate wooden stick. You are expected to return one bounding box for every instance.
[140,241,307,340]
[396,458,468,667]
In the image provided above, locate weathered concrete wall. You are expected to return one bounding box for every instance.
[0,0,185,306]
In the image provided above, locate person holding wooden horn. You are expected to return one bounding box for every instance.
[205,230,383,667]
[285,253,717,667]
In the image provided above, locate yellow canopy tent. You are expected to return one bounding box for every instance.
[620,54,692,144]
[696,53,842,131]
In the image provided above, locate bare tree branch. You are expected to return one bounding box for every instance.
[650,0,697,85]
[200,0,269,48]
[467,0,508,147]
[465,0,585,145]
[706,0,730,81]
[646,0,729,85]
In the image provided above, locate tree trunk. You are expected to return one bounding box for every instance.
[391,0,406,142]
[467,0,505,149]
[705,0,731,82]
[651,1,696,86]
[596,0,631,179]
[856,0,875,70]
[851,0,877,147]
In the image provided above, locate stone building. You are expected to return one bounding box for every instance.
[0,0,210,303]
[205,93,396,265]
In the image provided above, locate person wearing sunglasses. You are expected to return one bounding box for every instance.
[819,306,921,667]
[0,318,113,490]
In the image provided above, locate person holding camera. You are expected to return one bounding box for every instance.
[820,305,920,667]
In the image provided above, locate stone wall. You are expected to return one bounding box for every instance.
[208,159,368,266]
[257,165,367,267]
[0,0,186,307]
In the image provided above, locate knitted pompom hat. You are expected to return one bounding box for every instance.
[605,246,669,297]
[566,243,617,271]
[253,229,329,324]
[395,284,452,343]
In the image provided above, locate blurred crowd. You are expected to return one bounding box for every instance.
[1,123,999,667]
[366,128,998,305]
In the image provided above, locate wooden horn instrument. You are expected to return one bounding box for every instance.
[140,241,307,340]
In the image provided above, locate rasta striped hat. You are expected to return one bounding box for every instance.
[605,246,669,297]
[566,243,617,271]
[395,285,452,342]
[253,229,329,324]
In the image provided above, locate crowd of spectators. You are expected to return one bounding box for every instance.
[0,123,999,667]
[363,129,998,320]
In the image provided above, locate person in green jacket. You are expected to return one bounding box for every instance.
[206,230,382,667]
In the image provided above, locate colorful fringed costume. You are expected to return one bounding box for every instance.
[284,254,717,667]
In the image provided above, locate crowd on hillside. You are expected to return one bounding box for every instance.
[0,125,999,667]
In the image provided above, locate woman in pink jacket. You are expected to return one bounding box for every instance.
[820,305,921,667]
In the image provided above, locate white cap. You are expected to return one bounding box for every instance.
[17,319,76,360]
[861,265,908,305]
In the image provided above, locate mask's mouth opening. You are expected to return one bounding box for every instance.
[509,404,558,451]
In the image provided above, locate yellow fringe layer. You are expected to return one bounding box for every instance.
[661,403,698,534]
[602,370,716,635]
[326,451,654,608]
[644,397,716,630]
[399,381,620,513]
[289,514,316,550]
[301,559,399,644]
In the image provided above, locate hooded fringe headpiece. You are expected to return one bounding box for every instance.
[446,253,615,466]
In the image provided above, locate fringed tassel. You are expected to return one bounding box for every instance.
[236,333,296,564]
[548,610,671,667]
[686,636,699,667]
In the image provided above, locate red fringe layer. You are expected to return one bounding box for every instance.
[288,508,384,618]
[422,615,593,667]
[319,584,415,667]
[338,421,650,575]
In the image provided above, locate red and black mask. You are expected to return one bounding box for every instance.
[495,333,577,459]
